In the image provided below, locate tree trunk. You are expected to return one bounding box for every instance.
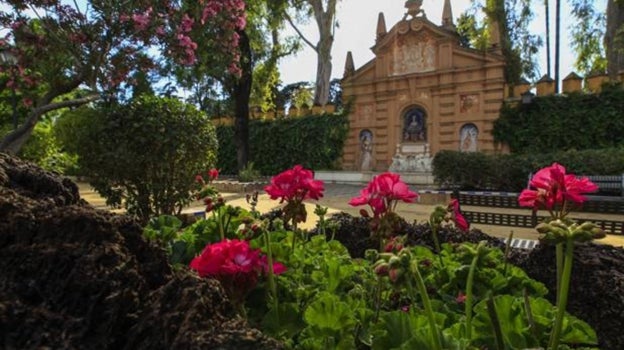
[554,0,561,93]
[233,29,253,172]
[314,35,333,106]
[606,0,624,80]
[545,0,551,77]
[311,0,337,106]
[0,94,99,154]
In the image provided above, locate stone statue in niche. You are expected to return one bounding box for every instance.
[460,124,478,152]
[403,108,427,142]
[359,130,373,171]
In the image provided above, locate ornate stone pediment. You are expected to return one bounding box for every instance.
[389,29,437,76]
[373,17,457,77]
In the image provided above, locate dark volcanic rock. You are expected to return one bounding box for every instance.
[0,153,280,350]
[511,242,624,350]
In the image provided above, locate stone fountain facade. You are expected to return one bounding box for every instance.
[341,0,507,174]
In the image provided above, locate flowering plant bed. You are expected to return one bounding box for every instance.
[140,164,618,349]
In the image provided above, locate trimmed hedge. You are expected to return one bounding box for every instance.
[216,112,349,175]
[493,86,624,153]
[433,148,624,192]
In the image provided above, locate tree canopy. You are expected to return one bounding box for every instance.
[0,0,245,153]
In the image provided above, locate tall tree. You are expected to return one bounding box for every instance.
[458,0,542,86]
[606,0,624,80]
[555,0,561,92]
[173,0,297,171]
[286,0,339,106]
[0,0,244,154]
[545,0,551,77]
[569,0,606,76]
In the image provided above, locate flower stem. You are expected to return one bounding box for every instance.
[290,220,299,251]
[409,260,442,350]
[549,240,574,350]
[373,276,384,323]
[555,243,563,305]
[263,231,279,325]
[465,243,482,340]
[486,293,505,350]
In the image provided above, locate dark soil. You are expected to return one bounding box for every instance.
[320,212,505,259]
[323,212,624,349]
[510,243,624,350]
[0,153,281,350]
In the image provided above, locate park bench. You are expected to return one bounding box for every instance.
[582,174,624,197]
[456,177,624,235]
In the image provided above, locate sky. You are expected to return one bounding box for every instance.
[278,0,608,86]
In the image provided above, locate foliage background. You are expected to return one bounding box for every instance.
[493,86,624,153]
[216,112,349,175]
[433,148,624,192]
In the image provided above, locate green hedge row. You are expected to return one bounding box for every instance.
[216,112,349,175]
[432,148,624,192]
[493,86,624,153]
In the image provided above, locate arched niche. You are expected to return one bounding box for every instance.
[402,106,427,142]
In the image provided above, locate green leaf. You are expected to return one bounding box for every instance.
[303,292,355,333]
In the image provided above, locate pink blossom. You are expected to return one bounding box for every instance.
[448,199,470,232]
[190,239,286,300]
[265,165,325,202]
[456,291,467,304]
[132,7,152,31]
[349,172,418,217]
[180,14,194,33]
[518,163,598,210]
[208,168,219,181]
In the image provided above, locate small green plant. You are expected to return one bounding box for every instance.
[238,162,261,182]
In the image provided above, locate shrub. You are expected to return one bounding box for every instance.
[216,111,349,175]
[433,148,624,192]
[19,118,79,175]
[58,96,218,221]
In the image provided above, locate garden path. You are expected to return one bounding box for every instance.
[77,182,624,247]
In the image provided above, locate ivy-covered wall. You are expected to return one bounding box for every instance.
[216,112,349,175]
[493,86,624,153]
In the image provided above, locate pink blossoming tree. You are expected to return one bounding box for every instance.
[0,0,245,154]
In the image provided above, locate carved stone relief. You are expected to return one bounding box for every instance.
[391,33,436,76]
[460,94,479,113]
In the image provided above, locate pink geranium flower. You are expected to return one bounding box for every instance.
[518,163,598,211]
[208,168,219,182]
[448,199,470,232]
[265,165,324,225]
[265,165,324,202]
[349,172,418,217]
[190,239,286,301]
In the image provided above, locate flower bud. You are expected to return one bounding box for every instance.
[359,209,370,218]
[388,256,401,268]
[365,249,379,262]
[535,222,552,234]
[374,263,389,276]
[203,197,213,205]
[205,203,214,212]
[591,226,606,239]
[388,268,403,283]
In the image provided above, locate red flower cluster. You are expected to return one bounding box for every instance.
[190,239,286,300]
[349,172,418,217]
[264,165,324,203]
[448,199,470,232]
[518,163,598,211]
[208,168,219,182]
